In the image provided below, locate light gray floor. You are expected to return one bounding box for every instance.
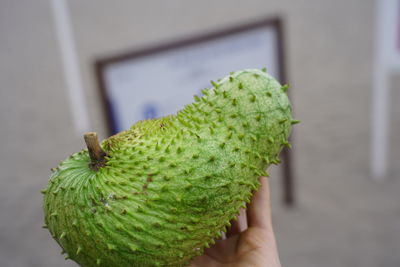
[270,167,400,267]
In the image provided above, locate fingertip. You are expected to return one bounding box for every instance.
[247,176,272,230]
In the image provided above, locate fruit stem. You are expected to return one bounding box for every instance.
[84,132,107,170]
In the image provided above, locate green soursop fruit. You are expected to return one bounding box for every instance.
[42,69,298,267]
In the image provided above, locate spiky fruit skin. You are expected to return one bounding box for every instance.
[43,69,294,267]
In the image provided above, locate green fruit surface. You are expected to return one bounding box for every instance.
[43,69,295,267]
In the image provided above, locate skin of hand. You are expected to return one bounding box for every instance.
[190,177,282,267]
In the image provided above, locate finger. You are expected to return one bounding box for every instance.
[247,177,272,230]
[226,208,247,238]
[203,234,240,262]
[190,253,219,267]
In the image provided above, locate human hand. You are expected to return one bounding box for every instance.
[190,177,281,267]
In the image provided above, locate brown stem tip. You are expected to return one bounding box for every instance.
[84,132,107,170]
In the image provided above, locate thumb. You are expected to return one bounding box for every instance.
[247,177,273,231]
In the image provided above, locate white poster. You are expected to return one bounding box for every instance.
[99,21,282,134]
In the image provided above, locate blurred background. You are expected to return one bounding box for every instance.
[1,0,400,266]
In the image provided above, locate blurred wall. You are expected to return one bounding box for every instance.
[0,0,381,267]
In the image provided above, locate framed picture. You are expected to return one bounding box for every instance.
[95,17,286,135]
[95,17,294,205]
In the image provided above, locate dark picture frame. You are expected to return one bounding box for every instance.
[94,17,295,206]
